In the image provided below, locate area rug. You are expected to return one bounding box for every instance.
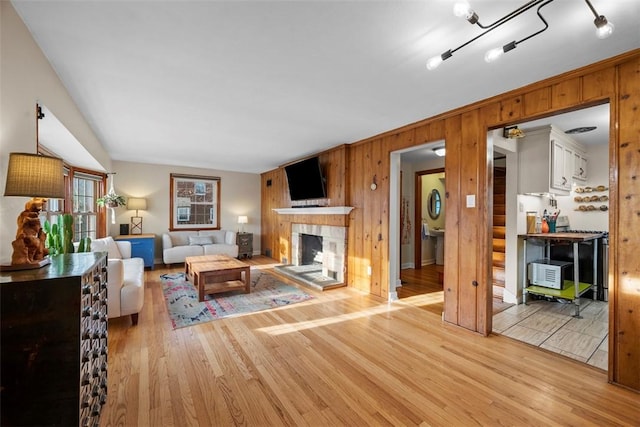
[160,271,314,329]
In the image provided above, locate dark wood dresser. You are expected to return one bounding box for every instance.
[1,252,108,427]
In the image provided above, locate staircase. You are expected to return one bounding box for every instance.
[492,166,506,300]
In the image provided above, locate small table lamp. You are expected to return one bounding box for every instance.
[3,153,65,270]
[127,197,147,235]
[237,215,248,233]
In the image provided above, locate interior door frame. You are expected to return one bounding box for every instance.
[414,167,445,269]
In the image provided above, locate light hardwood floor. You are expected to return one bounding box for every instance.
[101,257,639,426]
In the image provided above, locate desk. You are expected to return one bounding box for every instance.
[520,232,603,318]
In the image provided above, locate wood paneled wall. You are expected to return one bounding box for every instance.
[261,49,640,391]
[261,145,349,264]
[614,57,640,389]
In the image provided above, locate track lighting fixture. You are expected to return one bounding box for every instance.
[427,0,614,70]
[484,0,554,64]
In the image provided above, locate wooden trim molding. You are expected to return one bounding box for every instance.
[273,207,354,215]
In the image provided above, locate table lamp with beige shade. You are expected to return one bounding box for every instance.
[237,215,248,232]
[2,152,65,270]
[127,197,147,234]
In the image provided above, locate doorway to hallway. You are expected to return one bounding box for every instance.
[389,140,445,302]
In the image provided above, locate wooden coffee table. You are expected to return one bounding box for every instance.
[190,257,251,302]
[185,254,230,279]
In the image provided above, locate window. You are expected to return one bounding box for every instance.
[39,167,69,231]
[73,171,103,241]
[37,150,107,242]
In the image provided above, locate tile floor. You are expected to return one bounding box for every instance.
[493,298,608,370]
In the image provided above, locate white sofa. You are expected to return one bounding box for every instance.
[90,236,145,325]
[162,230,239,265]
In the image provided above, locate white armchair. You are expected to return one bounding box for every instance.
[90,237,145,325]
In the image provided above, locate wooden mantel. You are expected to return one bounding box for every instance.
[273,206,354,215]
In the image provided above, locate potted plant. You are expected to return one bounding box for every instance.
[96,193,126,208]
[97,172,126,208]
[43,214,92,255]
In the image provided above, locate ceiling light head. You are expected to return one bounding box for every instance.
[453,2,478,24]
[426,56,442,71]
[433,147,446,157]
[426,50,452,70]
[584,0,614,39]
[484,47,504,63]
[453,2,471,17]
[594,15,614,38]
[465,11,479,25]
[485,41,517,63]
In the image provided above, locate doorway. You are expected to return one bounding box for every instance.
[491,103,610,371]
[413,168,445,271]
[492,153,510,310]
[390,141,445,305]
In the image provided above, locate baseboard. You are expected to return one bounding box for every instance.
[401,259,436,269]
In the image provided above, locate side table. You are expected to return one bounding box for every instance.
[236,232,253,259]
[115,234,155,269]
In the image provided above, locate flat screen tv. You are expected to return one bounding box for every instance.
[284,156,327,202]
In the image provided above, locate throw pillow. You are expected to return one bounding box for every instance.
[189,236,213,246]
[92,236,123,259]
[106,237,123,259]
[200,230,224,244]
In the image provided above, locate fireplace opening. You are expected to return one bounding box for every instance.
[300,234,323,265]
[275,224,346,291]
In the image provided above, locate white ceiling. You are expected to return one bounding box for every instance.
[38,105,105,171]
[12,0,640,174]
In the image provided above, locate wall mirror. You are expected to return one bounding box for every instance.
[427,189,441,219]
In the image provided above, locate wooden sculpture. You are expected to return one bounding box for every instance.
[10,198,49,265]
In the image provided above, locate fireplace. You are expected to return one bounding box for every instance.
[300,234,323,265]
[280,223,347,289]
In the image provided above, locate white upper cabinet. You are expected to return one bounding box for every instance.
[573,150,588,181]
[518,125,587,195]
[551,138,573,191]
